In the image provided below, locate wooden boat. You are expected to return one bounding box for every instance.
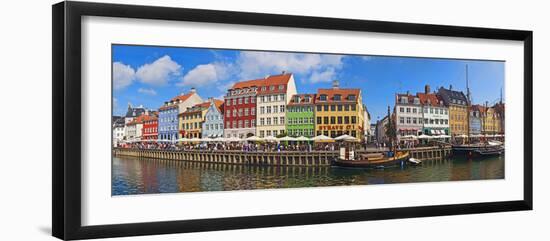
[452,142,504,157]
[332,147,410,168]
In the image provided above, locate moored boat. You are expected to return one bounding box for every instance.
[452,142,504,158]
[332,147,410,168]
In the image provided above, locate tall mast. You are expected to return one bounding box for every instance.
[466,65,471,139]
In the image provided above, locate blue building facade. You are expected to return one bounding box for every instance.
[202,99,224,138]
[469,105,482,135]
[158,104,179,142]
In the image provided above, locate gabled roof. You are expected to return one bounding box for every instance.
[231,73,292,91]
[170,92,195,102]
[288,94,316,106]
[417,93,443,106]
[315,88,360,103]
[437,87,468,106]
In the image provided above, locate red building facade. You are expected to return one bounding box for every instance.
[142,115,158,140]
[224,79,261,138]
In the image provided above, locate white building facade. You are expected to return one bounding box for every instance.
[256,73,297,138]
[395,93,423,142]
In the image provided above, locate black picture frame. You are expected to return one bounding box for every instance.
[52,1,533,240]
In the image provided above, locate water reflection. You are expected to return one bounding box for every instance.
[112,155,504,195]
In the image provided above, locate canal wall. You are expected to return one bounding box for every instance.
[114,146,451,166]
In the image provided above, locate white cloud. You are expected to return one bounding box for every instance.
[179,62,230,87]
[113,62,135,90]
[361,56,374,61]
[137,88,157,96]
[236,52,344,82]
[136,55,181,86]
[310,68,337,83]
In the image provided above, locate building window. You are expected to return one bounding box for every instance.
[266,118,271,125]
[244,120,249,128]
[266,106,271,113]
[331,105,336,111]
[279,94,285,101]
[280,117,285,125]
[334,94,341,101]
[280,105,285,113]
[330,116,336,124]
[317,105,322,111]
[260,130,265,137]
[273,117,278,125]
[323,117,329,124]
[317,117,322,124]
[406,108,411,113]
[251,108,256,115]
[324,105,329,111]
[260,106,265,114]
[260,118,265,126]
[348,95,356,101]
[337,105,343,111]
[337,116,343,124]
[320,94,327,101]
[251,97,256,103]
[412,108,417,113]
[345,105,350,111]
[351,105,356,111]
[344,116,350,124]
[244,108,249,116]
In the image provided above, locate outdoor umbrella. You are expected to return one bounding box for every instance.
[335,134,358,142]
[263,136,278,142]
[245,136,263,142]
[278,136,297,142]
[313,135,334,142]
[296,136,311,142]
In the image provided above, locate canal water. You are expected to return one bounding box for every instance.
[112,155,504,195]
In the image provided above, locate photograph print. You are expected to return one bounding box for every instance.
[111,44,505,195]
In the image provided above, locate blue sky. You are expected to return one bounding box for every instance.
[112,44,504,123]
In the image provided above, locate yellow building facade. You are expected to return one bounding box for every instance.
[437,87,469,136]
[179,102,210,138]
[481,106,502,135]
[449,105,469,136]
[314,81,365,140]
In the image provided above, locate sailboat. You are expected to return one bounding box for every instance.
[451,65,504,158]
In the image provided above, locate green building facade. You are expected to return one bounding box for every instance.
[286,94,316,137]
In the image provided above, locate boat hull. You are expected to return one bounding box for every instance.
[332,152,410,168]
[452,144,504,157]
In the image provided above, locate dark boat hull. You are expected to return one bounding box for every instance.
[332,153,410,169]
[452,145,504,157]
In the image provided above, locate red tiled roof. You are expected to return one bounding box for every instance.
[127,114,155,125]
[231,73,292,91]
[315,88,360,103]
[417,93,442,106]
[288,94,316,106]
[170,92,194,102]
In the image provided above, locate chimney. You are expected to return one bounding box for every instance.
[190,87,196,93]
[281,70,286,75]
[449,84,453,90]
[425,84,431,94]
[406,90,409,95]
[332,80,340,89]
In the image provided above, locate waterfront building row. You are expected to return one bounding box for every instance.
[391,84,504,143]
[114,73,371,145]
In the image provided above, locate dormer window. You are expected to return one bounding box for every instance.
[293,96,300,103]
[334,94,341,101]
[304,96,310,102]
[348,95,356,101]
[400,97,407,104]
[278,85,284,90]
[269,85,275,91]
[261,86,266,91]
[320,94,327,101]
